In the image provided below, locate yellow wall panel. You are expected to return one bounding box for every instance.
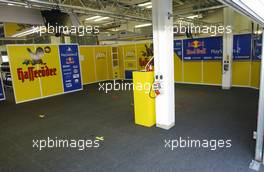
[183,61,202,83]
[38,45,63,97]
[251,61,260,88]
[123,44,137,61]
[125,61,137,70]
[7,45,42,103]
[79,46,96,84]
[94,46,108,81]
[203,61,222,85]
[174,54,183,82]
[8,44,83,103]
[106,46,113,80]
[118,46,125,79]
[232,61,251,86]
[123,44,138,72]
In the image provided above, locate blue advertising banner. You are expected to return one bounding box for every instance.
[253,34,262,60]
[233,34,252,60]
[183,36,222,60]
[0,76,5,101]
[174,40,183,59]
[59,44,83,93]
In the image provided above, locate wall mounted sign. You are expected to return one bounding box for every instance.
[233,34,252,60]
[59,44,82,93]
[7,44,83,103]
[253,34,262,60]
[183,36,223,60]
[174,40,183,59]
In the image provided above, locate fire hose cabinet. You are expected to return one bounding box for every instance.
[132,71,156,127]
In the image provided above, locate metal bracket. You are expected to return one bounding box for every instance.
[168,12,173,20]
[249,160,261,171]
[253,131,257,140]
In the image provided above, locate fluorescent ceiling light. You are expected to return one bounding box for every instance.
[86,16,101,20]
[187,15,199,19]
[7,3,14,6]
[135,23,152,28]
[1,56,8,63]
[94,17,109,22]
[11,27,45,37]
[255,30,263,34]
[138,2,151,7]
[146,5,152,9]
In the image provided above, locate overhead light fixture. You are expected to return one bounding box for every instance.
[255,30,263,34]
[11,27,45,37]
[94,17,109,22]
[138,2,151,7]
[187,15,199,19]
[7,3,14,6]
[86,16,101,21]
[146,5,152,9]
[135,23,152,28]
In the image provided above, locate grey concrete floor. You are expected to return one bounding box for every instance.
[0,82,262,172]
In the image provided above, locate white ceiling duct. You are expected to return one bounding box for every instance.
[219,0,264,26]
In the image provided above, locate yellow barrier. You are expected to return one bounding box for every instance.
[132,71,156,127]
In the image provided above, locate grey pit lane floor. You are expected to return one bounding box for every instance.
[0,82,262,172]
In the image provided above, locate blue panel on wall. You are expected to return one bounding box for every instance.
[183,36,223,60]
[233,34,252,60]
[253,34,262,60]
[174,40,183,59]
[59,44,83,92]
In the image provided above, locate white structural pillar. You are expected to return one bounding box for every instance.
[250,30,264,171]
[152,0,175,130]
[222,7,234,89]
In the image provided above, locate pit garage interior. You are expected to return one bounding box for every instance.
[0,0,264,172]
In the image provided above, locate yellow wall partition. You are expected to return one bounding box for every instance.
[7,44,82,103]
[106,46,113,80]
[183,61,203,84]
[118,46,125,78]
[39,45,64,97]
[78,42,261,90]
[251,61,261,88]
[174,53,183,82]
[94,46,109,81]
[232,61,251,87]
[174,54,183,82]
[80,45,113,83]
[203,61,222,85]
[7,45,42,102]
[123,44,138,70]
[79,46,96,84]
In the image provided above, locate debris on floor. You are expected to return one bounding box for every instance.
[112,95,119,100]
[38,114,46,119]
[96,136,104,141]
